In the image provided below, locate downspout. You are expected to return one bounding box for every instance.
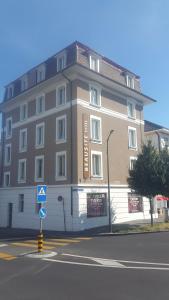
[61,72,73,220]
[0,113,5,186]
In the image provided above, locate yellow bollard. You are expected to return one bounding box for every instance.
[37,233,43,253]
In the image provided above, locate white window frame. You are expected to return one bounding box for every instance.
[89,55,100,72]
[21,75,28,92]
[126,75,135,89]
[57,52,66,72]
[20,103,28,122]
[128,126,137,149]
[91,150,103,178]
[90,115,102,143]
[3,172,10,187]
[55,151,67,181]
[35,122,45,149]
[56,84,66,106]
[127,100,136,119]
[56,115,67,144]
[36,64,46,83]
[36,94,45,115]
[4,144,11,166]
[35,155,44,182]
[130,156,137,170]
[7,85,14,99]
[19,128,27,152]
[89,84,101,107]
[18,159,27,183]
[6,117,12,139]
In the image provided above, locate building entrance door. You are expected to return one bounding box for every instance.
[8,203,13,228]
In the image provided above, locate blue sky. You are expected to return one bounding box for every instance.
[0,0,169,127]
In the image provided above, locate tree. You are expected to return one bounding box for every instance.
[128,142,160,226]
[158,147,169,197]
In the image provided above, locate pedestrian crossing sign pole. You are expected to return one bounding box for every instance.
[36,185,47,253]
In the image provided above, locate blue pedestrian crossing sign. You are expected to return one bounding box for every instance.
[39,207,47,219]
[37,185,47,203]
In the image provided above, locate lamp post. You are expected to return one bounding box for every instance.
[107,130,114,233]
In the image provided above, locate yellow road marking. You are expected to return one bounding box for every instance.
[0,252,16,261]
[49,239,80,243]
[24,240,68,246]
[11,242,54,250]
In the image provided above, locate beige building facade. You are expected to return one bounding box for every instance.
[0,42,156,231]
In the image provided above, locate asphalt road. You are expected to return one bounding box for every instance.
[0,232,169,299]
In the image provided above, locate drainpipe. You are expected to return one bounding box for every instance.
[0,113,5,186]
[61,72,74,220]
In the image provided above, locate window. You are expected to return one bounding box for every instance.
[7,85,14,99]
[90,116,102,143]
[130,157,137,170]
[57,53,66,71]
[126,75,134,89]
[20,103,28,121]
[89,56,100,72]
[4,172,10,187]
[91,151,102,178]
[90,86,101,107]
[56,116,66,143]
[56,151,66,180]
[36,94,45,114]
[36,65,45,83]
[6,117,12,139]
[35,156,44,182]
[18,194,24,212]
[18,159,26,183]
[5,144,11,166]
[56,85,66,106]
[128,127,137,149]
[19,129,27,152]
[21,75,28,91]
[127,101,136,119]
[36,123,45,148]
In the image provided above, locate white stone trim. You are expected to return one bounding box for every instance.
[91,150,103,179]
[19,128,27,153]
[56,115,67,144]
[55,151,67,181]
[35,122,45,149]
[90,115,102,144]
[18,159,27,184]
[34,155,44,182]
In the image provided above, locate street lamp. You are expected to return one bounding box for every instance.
[107,129,114,233]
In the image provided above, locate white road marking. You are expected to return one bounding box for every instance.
[92,258,125,268]
[0,244,8,247]
[62,253,169,267]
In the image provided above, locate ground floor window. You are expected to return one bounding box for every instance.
[87,193,107,217]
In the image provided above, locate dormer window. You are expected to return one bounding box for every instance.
[89,55,100,72]
[21,75,28,92]
[126,75,135,89]
[36,65,45,83]
[57,52,66,72]
[7,85,14,99]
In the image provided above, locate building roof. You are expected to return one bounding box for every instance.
[144,120,168,132]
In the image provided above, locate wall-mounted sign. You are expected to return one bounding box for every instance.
[83,114,89,179]
[87,193,107,218]
[128,193,143,213]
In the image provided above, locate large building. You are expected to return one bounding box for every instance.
[0,41,157,231]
